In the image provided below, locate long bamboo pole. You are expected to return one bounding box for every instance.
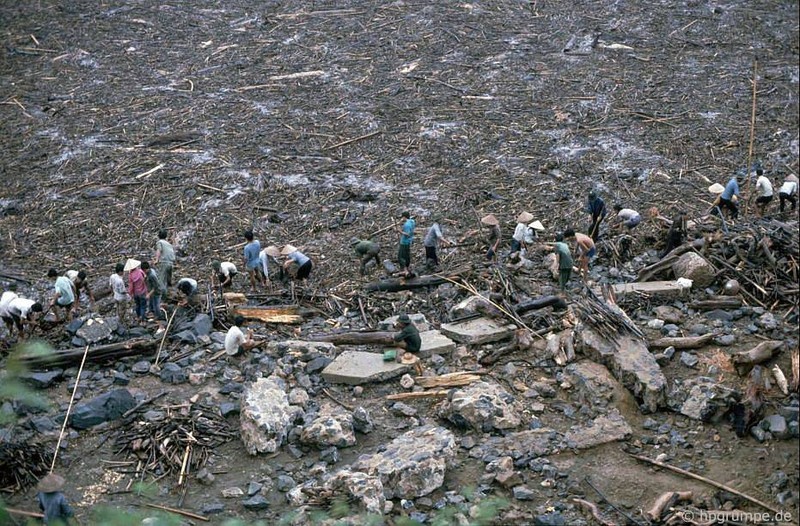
[743,58,758,216]
[50,345,90,472]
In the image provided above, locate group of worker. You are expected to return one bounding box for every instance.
[710,167,798,219]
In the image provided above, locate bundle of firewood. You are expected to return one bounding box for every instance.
[113,401,234,480]
[572,289,645,344]
[0,438,52,492]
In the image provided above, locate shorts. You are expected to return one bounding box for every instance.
[586,247,596,259]
[56,300,73,309]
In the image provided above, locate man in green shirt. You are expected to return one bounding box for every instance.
[393,313,421,361]
[550,233,573,290]
[352,238,381,275]
[154,228,176,290]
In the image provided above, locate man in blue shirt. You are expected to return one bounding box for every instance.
[397,211,416,275]
[242,230,263,291]
[719,175,740,219]
[587,190,606,242]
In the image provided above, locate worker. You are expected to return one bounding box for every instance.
[259,245,282,285]
[525,220,545,250]
[126,260,147,324]
[1,291,43,339]
[481,214,501,261]
[718,174,741,219]
[109,262,130,325]
[212,261,238,288]
[612,204,642,231]
[397,211,416,275]
[66,269,95,313]
[778,174,798,213]
[511,211,534,254]
[352,238,381,275]
[176,277,199,307]
[154,229,176,290]
[423,217,451,270]
[47,268,76,322]
[587,190,607,241]
[243,230,263,291]
[564,228,595,280]
[280,245,313,280]
[754,168,773,217]
[549,233,573,291]
[35,472,76,525]
[224,315,263,356]
[142,261,165,332]
[661,212,687,258]
[393,313,421,363]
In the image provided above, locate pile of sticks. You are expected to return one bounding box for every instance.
[572,290,645,344]
[0,438,52,492]
[113,401,234,481]
[707,218,798,310]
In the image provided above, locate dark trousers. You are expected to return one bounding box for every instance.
[718,197,738,219]
[296,261,313,280]
[425,246,438,267]
[133,295,147,321]
[780,192,797,212]
[559,268,572,290]
[360,252,381,274]
[398,244,411,269]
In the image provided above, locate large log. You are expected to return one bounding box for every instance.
[364,274,453,292]
[19,337,157,368]
[649,333,714,349]
[731,340,782,376]
[311,331,397,345]
[232,306,303,324]
[515,296,567,314]
[689,296,742,310]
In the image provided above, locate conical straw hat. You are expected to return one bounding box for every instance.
[280,244,297,255]
[516,211,534,223]
[123,258,141,272]
[708,183,725,194]
[480,214,499,226]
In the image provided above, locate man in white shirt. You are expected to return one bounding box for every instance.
[779,174,798,213]
[754,168,773,217]
[109,262,130,324]
[1,291,43,339]
[212,261,238,289]
[612,205,642,231]
[224,315,262,355]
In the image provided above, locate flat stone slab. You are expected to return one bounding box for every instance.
[440,317,515,345]
[418,330,456,358]
[611,281,686,298]
[378,313,430,332]
[321,351,410,385]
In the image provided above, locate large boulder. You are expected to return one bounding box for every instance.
[438,381,521,432]
[667,377,739,421]
[240,376,303,455]
[672,252,716,288]
[300,404,357,449]
[563,410,632,449]
[565,360,636,410]
[287,469,385,516]
[352,425,456,499]
[76,316,118,343]
[70,389,136,429]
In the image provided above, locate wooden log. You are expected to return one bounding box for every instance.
[645,491,693,522]
[415,372,483,388]
[364,274,453,292]
[232,306,303,324]
[649,333,714,349]
[689,296,742,310]
[731,340,782,376]
[515,295,567,314]
[19,337,157,368]
[311,331,397,345]
[636,252,681,283]
[386,390,449,400]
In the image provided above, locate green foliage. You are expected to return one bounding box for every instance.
[0,340,54,424]
[132,481,159,499]
[90,506,181,525]
[469,496,509,526]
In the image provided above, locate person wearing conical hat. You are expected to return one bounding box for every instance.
[778,173,798,213]
[525,220,545,246]
[281,245,313,280]
[258,245,282,285]
[481,214,501,261]
[35,472,75,524]
[511,211,534,254]
[211,260,238,289]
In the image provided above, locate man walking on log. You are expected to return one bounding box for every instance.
[586,190,607,242]
[393,313,421,363]
[352,238,381,275]
[397,211,416,275]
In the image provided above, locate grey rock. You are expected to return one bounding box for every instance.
[277,475,296,492]
[352,425,457,499]
[763,415,789,440]
[654,306,682,324]
[642,418,659,430]
[667,377,738,422]
[112,372,130,385]
[240,376,303,455]
[352,406,373,434]
[566,361,630,407]
[76,317,118,343]
[687,324,710,336]
[563,410,631,449]
[201,502,224,515]
[391,402,418,417]
[30,416,58,433]
[512,485,535,500]
[705,309,733,322]
[132,361,151,374]
[663,346,676,359]
[20,370,63,389]
[196,468,215,485]
[66,319,84,335]
[71,389,136,429]
[680,352,699,368]
[751,426,768,442]
[247,481,263,496]
[159,363,187,384]
[320,446,340,464]
[219,402,240,417]
[288,388,310,407]
[757,312,778,331]
[192,313,213,336]
[219,382,243,394]
[300,404,356,449]
[715,334,736,346]
[438,381,521,432]
[142,410,165,422]
[779,405,799,423]
[534,512,566,525]
[672,252,716,288]
[171,330,197,343]
[306,356,332,374]
[242,495,269,510]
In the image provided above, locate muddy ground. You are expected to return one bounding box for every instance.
[1,0,799,524]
